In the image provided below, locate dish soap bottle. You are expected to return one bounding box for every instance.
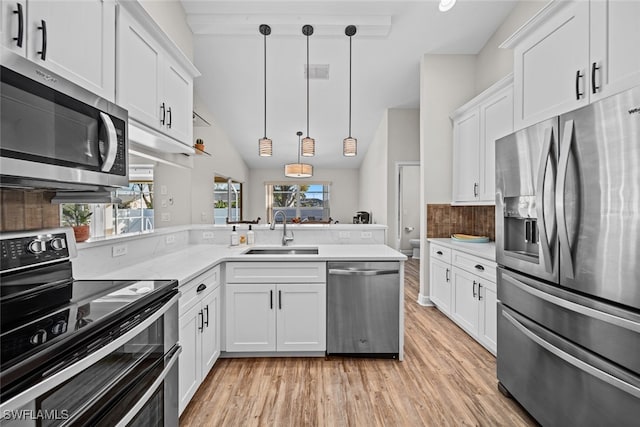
[230,225,239,246]
[247,225,255,245]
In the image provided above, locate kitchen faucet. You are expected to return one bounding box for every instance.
[270,210,294,246]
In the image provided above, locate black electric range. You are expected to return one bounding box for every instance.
[0,228,178,403]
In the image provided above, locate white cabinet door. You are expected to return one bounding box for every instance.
[479,86,513,202]
[276,284,326,352]
[514,0,590,128]
[429,258,452,315]
[163,57,193,145]
[117,7,161,129]
[178,302,202,415]
[1,0,26,56]
[225,284,276,352]
[201,285,220,377]
[478,281,497,355]
[451,267,479,336]
[452,110,480,203]
[590,0,640,101]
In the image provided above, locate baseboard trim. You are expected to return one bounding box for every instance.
[417,293,434,306]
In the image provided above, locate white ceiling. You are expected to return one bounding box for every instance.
[181,0,520,169]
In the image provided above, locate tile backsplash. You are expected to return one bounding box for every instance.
[427,204,495,241]
[0,189,60,232]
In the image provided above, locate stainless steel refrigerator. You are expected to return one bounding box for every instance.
[495,86,640,426]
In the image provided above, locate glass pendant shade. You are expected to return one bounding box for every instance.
[343,137,357,156]
[301,136,315,156]
[258,137,272,156]
[284,162,313,178]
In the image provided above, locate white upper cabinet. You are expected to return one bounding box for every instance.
[451,75,513,205]
[116,1,199,149]
[504,0,640,129]
[1,0,116,101]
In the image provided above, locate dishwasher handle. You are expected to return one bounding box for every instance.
[329,268,398,276]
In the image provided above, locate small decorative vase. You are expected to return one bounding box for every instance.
[73,225,90,242]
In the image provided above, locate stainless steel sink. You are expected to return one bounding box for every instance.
[243,247,318,255]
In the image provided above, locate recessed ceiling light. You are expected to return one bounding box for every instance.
[439,0,457,12]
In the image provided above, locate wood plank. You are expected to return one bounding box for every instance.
[179,259,537,426]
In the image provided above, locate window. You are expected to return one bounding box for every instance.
[213,177,242,224]
[60,166,154,239]
[266,183,330,223]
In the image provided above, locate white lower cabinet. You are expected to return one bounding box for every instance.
[225,262,326,353]
[178,266,221,415]
[429,243,497,354]
[225,283,326,352]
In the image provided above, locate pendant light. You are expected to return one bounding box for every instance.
[301,24,315,157]
[285,131,313,178]
[258,24,272,156]
[343,25,357,157]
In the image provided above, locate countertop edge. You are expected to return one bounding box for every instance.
[427,238,496,262]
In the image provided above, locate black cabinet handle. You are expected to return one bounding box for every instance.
[278,290,282,310]
[473,182,478,198]
[270,290,273,309]
[160,103,166,125]
[204,305,209,327]
[575,70,584,100]
[445,268,450,283]
[474,264,485,271]
[37,20,47,60]
[198,310,204,332]
[13,3,24,48]
[436,250,443,256]
[196,283,207,293]
[167,107,172,128]
[591,62,600,94]
[478,283,483,301]
[472,280,477,298]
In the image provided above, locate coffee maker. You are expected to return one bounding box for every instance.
[353,211,371,224]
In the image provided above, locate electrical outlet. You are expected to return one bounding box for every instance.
[339,231,350,239]
[161,213,170,222]
[202,231,214,239]
[165,235,176,244]
[361,231,373,239]
[112,244,128,257]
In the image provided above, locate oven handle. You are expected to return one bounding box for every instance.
[502,310,640,399]
[0,293,180,413]
[115,344,182,427]
[99,112,119,172]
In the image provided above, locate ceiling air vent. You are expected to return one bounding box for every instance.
[304,64,330,80]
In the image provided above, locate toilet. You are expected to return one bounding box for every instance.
[409,239,421,259]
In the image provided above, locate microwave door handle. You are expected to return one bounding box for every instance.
[556,120,575,279]
[536,126,556,273]
[99,112,119,172]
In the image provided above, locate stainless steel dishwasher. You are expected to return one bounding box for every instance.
[327,261,400,358]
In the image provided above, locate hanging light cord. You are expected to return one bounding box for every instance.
[348,34,352,138]
[306,32,310,138]
[263,31,267,138]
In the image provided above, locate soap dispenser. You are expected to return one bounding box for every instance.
[230,225,239,246]
[247,225,255,245]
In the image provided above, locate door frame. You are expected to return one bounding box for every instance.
[394,161,420,253]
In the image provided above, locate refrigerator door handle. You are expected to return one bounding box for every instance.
[536,126,556,274]
[556,120,575,278]
[502,310,640,399]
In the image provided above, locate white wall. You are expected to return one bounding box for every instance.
[139,0,194,61]
[358,110,389,226]
[246,168,359,225]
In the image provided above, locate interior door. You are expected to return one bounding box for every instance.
[557,86,640,310]
[398,164,420,252]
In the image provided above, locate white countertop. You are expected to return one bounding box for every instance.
[427,238,496,262]
[89,244,407,284]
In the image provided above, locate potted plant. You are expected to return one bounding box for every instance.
[194,138,206,152]
[62,204,92,242]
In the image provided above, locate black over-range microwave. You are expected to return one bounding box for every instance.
[0,48,128,191]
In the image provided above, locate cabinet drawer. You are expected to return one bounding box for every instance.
[226,262,326,283]
[430,244,452,264]
[179,265,221,314]
[452,251,497,282]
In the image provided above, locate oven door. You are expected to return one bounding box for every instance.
[0,49,127,189]
[0,294,179,426]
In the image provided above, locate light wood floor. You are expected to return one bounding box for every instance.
[180,259,537,426]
